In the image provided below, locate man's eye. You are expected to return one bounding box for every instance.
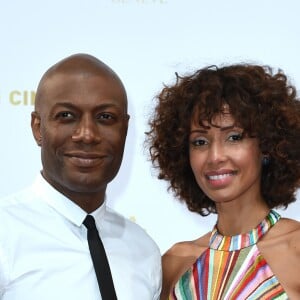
[57,112,74,119]
[97,113,114,120]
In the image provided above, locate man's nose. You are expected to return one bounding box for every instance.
[71,116,101,144]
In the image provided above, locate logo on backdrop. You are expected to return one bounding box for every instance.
[129,216,136,223]
[1,90,36,106]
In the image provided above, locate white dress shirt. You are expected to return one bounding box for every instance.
[0,174,162,300]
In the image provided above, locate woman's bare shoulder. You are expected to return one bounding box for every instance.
[261,217,300,249]
[164,233,210,257]
[269,217,300,241]
[278,218,300,249]
[260,217,300,298]
[160,232,210,300]
[162,233,210,268]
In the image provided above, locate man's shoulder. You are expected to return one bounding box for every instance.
[0,186,44,226]
[0,188,31,209]
[105,206,160,252]
[105,205,153,237]
[0,189,33,240]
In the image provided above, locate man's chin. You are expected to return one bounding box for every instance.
[66,180,106,193]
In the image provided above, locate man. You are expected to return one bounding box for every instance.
[0,54,162,299]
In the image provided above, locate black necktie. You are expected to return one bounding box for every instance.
[83,215,117,300]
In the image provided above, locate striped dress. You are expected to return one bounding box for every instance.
[169,210,289,300]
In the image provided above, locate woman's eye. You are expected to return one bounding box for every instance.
[191,138,208,147]
[228,133,243,141]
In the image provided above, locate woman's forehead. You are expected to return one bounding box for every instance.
[191,112,236,129]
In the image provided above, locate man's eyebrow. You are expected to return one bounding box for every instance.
[52,102,76,109]
[52,102,122,110]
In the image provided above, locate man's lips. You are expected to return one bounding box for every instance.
[64,152,107,168]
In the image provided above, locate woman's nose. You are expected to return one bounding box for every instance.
[207,142,226,165]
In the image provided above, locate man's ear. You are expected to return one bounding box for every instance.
[31,111,42,146]
[124,114,130,136]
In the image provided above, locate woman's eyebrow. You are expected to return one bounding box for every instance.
[190,129,208,134]
[220,125,235,131]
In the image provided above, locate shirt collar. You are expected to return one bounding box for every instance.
[32,173,107,227]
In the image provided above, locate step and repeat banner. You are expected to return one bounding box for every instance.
[0,0,299,252]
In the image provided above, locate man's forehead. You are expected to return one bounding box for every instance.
[35,54,127,110]
[36,73,127,113]
[44,65,114,84]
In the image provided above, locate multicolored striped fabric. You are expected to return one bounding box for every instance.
[169,210,289,300]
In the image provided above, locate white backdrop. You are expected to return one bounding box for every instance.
[0,0,299,253]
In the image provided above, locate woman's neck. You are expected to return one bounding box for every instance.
[215,198,270,236]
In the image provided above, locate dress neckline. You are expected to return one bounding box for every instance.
[209,210,281,251]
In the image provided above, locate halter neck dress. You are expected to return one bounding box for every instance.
[169,210,289,300]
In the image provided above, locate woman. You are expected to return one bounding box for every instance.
[146,64,300,299]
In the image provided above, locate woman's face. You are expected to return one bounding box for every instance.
[189,111,263,206]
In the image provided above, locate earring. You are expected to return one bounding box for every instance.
[262,155,270,166]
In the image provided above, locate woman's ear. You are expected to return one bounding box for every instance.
[31,111,42,146]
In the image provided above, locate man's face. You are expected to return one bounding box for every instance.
[31,71,129,202]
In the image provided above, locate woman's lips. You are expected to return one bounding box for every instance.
[205,170,237,188]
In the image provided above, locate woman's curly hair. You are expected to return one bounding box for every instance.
[146,64,300,216]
